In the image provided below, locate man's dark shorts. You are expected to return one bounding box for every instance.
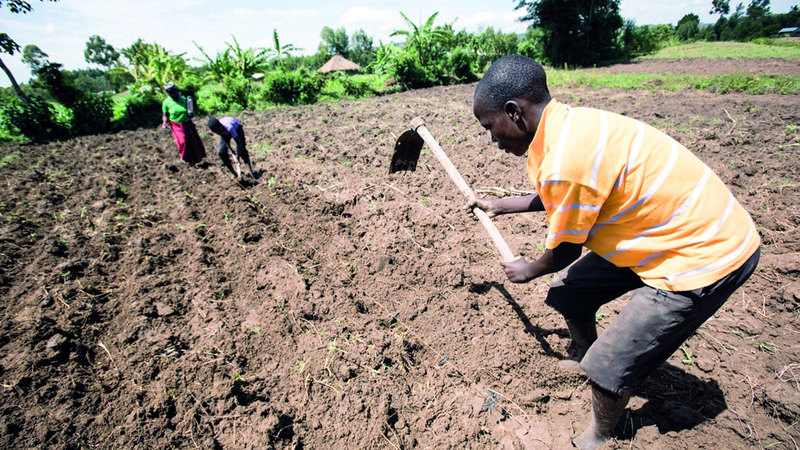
[545,248,760,396]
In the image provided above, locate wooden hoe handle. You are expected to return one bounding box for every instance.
[410,117,517,262]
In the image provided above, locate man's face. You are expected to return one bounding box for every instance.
[473,101,531,157]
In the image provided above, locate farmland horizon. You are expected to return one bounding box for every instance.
[1,0,798,88]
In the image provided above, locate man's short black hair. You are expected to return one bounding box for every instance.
[474,55,550,111]
[207,117,221,130]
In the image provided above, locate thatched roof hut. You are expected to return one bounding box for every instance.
[318,55,362,73]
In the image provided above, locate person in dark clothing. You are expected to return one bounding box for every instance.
[207,116,255,178]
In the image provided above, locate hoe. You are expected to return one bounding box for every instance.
[390,117,517,262]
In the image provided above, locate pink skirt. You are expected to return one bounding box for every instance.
[170,120,206,164]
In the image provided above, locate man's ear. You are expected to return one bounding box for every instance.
[504,100,523,123]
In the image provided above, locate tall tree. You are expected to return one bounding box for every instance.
[348,29,374,67]
[319,26,349,57]
[515,0,623,67]
[21,43,48,72]
[746,0,770,19]
[676,13,701,41]
[84,35,120,69]
[710,0,731,17]
[0,0,59,101]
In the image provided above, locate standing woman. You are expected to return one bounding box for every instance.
[161,82,206,165]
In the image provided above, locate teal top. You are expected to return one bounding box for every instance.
[162,95,189,123]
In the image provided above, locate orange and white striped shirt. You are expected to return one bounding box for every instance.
[527,100,760,291]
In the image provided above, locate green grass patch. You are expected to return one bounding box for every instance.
[0,153,21,167]
[0,128,25,145]
[751,37,800,49]
[319,73,396,102]
[643,41,800,59]
[548,70,800,95]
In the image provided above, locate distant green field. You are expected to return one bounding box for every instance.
[547,70,800,95]
[544,40,800,95]
[643,40,800,59]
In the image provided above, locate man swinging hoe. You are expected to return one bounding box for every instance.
[467,55,760,449]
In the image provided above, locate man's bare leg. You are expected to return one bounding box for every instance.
[558,319,597,373]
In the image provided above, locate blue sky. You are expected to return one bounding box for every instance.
[1,0,798,87]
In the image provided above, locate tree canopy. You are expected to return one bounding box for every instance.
[1,0,59,101]
[711,0,731,17]
[677,13,701,41]
[515,0,624,67]
[84,35,120,69]
[21,44,48,72]
[319,26,349,57]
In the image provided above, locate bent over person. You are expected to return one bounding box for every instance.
[207,117,255,179]
[468,55,760,449]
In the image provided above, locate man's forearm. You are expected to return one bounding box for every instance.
[528,243,582,280]
[495,194,544,215]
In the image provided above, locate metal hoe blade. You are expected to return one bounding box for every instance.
[389,129,424,173]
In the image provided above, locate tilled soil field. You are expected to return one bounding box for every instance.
[1,59,799,449]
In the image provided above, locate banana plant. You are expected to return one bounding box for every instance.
[195,35,271,84]
[390,11,453,66]
[368,41,402,75]
[227,35,271,79]
[119,39,187,94]
[193,41,236,83]
[270,29,301,70]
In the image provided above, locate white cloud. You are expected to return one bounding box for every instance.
[340,6,400,26]
[454,9,528,33]
[339,7,406,43]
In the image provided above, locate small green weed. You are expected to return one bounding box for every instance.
[759,342,777,353]
[294,359,308,374]
[595,312,611,323]
[680,344,694,366]
[328,339,347,354]
[0,153,20,168]
[730,328,745,338]
[253,142,271,158]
